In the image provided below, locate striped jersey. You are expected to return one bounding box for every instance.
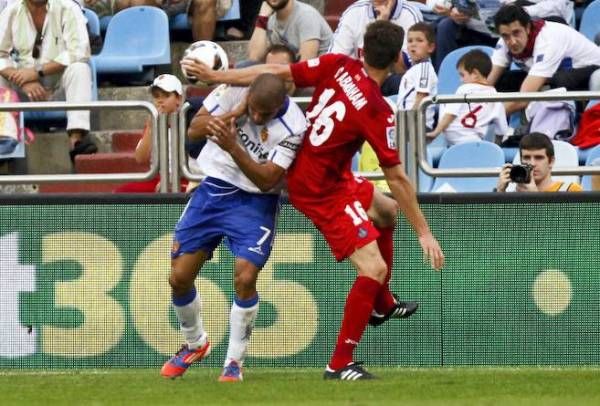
[397,59,437,128]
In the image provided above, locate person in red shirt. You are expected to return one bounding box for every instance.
[182,20,445,380]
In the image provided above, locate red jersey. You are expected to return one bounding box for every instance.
[287,54,400,197]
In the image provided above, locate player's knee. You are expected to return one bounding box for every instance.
[360,262,387,283]
[168,272,194,295]
[234,269,258,294]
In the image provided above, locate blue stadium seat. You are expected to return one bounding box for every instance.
[83,8,100,37]
[92,7,171,77]
[99,15,111,32]
[437,46,494,95]
[170,0,241,30]
[581,145,600,190]
[580,0,600,42]
[431,141,505,192]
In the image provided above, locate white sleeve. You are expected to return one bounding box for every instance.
[491,40,511,68]
[268,132,304,170]
[416,64,436,94]
[523,0,567,20]
[492,103,509,136]
[328,12,357,55]
[202,85,243,116]
[528,36,566,78]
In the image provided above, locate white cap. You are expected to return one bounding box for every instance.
[150,74,183,95]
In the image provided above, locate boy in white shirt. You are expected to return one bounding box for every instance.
[427,49,508,145]
[397,22,437,130]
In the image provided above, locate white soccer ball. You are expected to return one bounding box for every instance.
[181,40,229,86]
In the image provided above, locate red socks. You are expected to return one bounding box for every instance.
[373,226,397,315]
[329,276,381,370]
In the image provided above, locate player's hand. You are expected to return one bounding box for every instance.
[9,68,39,87]
[180,59,217,84]
[207,116,237,152]
[418,233,444,271]
[496,164,512,192]
[22,81,48,101]
[372,0,394,20]
[432,5,452,16]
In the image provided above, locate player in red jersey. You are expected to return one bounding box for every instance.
[182,20,445,380]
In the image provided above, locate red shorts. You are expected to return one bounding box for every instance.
[289,177,379,261]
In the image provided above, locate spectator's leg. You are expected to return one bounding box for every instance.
[61,62,93,153]
[190,0,217,41]
[550,66,600,90]
[494,70,528,92]
[434,17,460,71]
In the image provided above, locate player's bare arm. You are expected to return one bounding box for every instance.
[382,164,445,270]
[180,60,293,87]
[209,117,286,192]
[188,102,247,141]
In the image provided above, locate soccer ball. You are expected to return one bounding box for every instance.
[181,41,229,86]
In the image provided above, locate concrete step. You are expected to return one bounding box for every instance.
[112,131,143,153]
[74,152,148,174]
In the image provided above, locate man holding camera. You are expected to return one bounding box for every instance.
[496,132,582,192]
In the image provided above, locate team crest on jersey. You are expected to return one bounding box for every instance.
[260,127,269,142]
[386,126,397,149]
[307,58,320,67]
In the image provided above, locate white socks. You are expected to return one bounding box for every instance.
[172,288,206,350]
[224,295,259,367]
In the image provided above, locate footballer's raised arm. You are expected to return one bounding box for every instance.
[179,60,293,87]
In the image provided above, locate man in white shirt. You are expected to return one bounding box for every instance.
[487,4,600,114]
[161,73,307,382]
[0,0,94,159]
[329,0,423,95]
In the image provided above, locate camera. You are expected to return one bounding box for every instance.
[509,164,533,184]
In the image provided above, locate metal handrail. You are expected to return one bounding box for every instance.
[417,91,600,177]
[0,101,162,185]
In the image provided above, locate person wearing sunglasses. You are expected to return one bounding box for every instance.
[0,0,95,161]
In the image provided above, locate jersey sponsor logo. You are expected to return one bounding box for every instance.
[239,129,269,160]
[307,58,320,67]
[333,67,367,111]
[279,140,299,151]
[386,126,397,149]
[260,127,269,142]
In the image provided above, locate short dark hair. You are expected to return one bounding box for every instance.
[457,49,492,77]
[363,20,404,69]
[265,44,297,63]
[494,4,531,30]
[519,132,554,159]
[248,73,287,110]
[408,22,435,44]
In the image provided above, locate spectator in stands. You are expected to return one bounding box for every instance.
[114,0,233,41]
[427,49,508,145]
[329,0,423,95]
[0,0,96,161]
[397,22,437,129]
[265,44,297,95]
[114,74,204,193]
[247,0,332,62]
[496,132,583,192]
[488,4,600,115]
[433,0,570,71]
[83,0,113,18]
[220,0,262,40]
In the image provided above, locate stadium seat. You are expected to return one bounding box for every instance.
[581,145,600,190]
[92,7,171,78]
[431,141,505,193]
[170,0,241,31]
[579,0,600,42]
[508,140,580,190]
[437,46,494,95]
[99,15,111,32]
[83,7,100,37]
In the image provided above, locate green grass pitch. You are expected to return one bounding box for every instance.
[2,368,600,405]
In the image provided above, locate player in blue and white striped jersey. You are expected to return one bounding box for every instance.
[161,73,306,382]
